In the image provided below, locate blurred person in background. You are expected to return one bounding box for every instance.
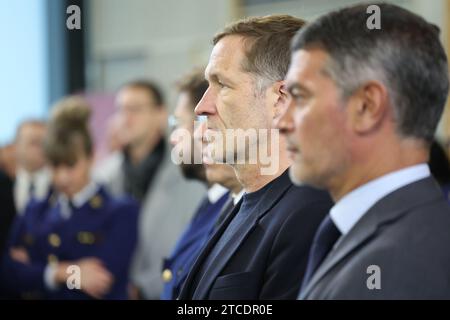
[1,97,138,299]
[161,68,243,300]
[0,163,15,258]
[99,81,167,202]
[93,113,127,196]
[0,144,17,180]
[0,144,17,297]
[14,120,52,214]
[128,76,206,298]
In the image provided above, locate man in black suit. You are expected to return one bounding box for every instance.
[178,15,333,300]
[277,3,450,299]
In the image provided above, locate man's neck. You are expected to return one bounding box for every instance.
[330,139,429,201]
[234,162,290,193]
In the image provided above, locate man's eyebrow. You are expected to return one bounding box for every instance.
[206,71,235,85]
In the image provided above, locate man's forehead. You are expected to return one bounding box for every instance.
[20,123,46,134]
[206,35,246,76]
[116,87,156,106]
[287,49,329,80]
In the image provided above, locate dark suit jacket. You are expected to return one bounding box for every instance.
[179,169,333,300]
[301,177,450,299]
[0,170,15,254]
[0,170,16,298]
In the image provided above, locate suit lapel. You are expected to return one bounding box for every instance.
[178,199,241,299]
[301,177,443,299]
[193,171,293,299]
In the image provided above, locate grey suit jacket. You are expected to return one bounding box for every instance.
[130,159,205,299]
[301,177,450,299]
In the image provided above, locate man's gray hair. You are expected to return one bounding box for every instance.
[292,3,449,144]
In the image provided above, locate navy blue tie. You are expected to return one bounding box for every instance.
[301,215,341,292]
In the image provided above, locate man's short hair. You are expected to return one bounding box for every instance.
[291,3,449,144]
[15,119,47,142]
[176,67,208,109]
[214,15,307,88]
[121,80,165,109]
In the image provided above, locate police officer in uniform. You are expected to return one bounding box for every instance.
[1,97,138,299]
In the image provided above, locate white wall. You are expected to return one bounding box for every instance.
[86,0,240,110]
[86,0,449,120]
[243,0,447,45]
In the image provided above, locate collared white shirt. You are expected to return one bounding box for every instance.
[207,183,229,204]
[57,181,100,220]
[14,167,52,214]
[232,189,245,205]
[330,163,431,236]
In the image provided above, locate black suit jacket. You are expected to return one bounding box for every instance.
[0,170,15,254]
[0,170,16,298]
[301,177,450,299]
[179,169,333,300]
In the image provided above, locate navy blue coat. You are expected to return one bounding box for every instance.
[179,169,333,300]
[1,186,138,299]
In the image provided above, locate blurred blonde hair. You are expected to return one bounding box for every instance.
[44,96,93,166]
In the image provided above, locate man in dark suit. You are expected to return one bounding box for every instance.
[277,3,450,299]
[179,15,333,300]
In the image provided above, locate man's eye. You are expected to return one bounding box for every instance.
[290,92,303,101]
[290,88,306,102]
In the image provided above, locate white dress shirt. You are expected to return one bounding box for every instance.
[207,183,229,204]
[330,164,431,236]
[57,181,100,220]
[232,189,245,205]
[14,167,52,214]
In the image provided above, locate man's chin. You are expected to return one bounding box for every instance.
[289,165,327,192]
[289,162,318,187]
[288,166,304,186]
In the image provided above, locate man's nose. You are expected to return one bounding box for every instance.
[195,87,216,116]
[275,100,295,135]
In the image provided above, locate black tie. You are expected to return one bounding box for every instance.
[301,214,341,291]
[28,180,36,198]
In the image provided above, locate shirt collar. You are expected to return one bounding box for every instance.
[330,163,430,235]
[207,183,228,204]
[17,166,51,182]
[60,181,99,208]
[232,189,245,205]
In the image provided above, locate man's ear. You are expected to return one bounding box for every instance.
[348,81,389,134]
[272,80,289,120]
